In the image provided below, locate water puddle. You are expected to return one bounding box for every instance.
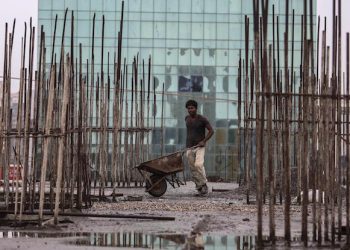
[0,231,90,239]
[72,232,255,249]
[0,231,255,249]
[0,231,345,249]
[71,233,343,249]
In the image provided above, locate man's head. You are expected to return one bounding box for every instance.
[186,100,198,116]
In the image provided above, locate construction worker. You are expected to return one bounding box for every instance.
[185,100,214,195]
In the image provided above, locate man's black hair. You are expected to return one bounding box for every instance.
[185,100,198,109]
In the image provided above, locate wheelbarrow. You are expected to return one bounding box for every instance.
[136,149,189,197]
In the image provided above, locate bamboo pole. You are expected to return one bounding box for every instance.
[283,0,291,243]
[1,23,9,209]
[119,63,126,185]
[124,67,129,186]
[161,83,165,156]
[54,54,70,224]
[38,64,56,224]
[336,0,342,242]
[237,50,242,186]
[112,57,120,194]
[84,62,90,207]
[267,44,275,243]
[244,15,250,203]
[14,37,25,218]
[252,0,263,246]
[324,45,331,242]
[130,59,135,183]
[346,32,350,246]
[147,56,151,162]
[330,2,337,244]
[99,15,107,195]
[20,24,35,220]
[89,13,95,196]
[30,26,44,212]
[313,13,321,244]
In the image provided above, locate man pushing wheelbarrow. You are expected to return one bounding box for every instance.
[137,100,214,197]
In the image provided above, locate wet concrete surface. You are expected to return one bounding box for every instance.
[0,182,347,249]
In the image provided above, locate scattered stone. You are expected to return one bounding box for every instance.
[59,218,74,224]
[212,188,231,192]
[126,195,143,201]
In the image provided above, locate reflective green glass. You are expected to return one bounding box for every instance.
[166,0,178,12]
[229,23,241,40]
[167,39,179,47]
[204,14,216,22]
[204,0,216,13]
[179,13,191,22]
[52,0,64,9]
[154,13,166,21]
[215,99,228,119]
[179,0,191,13]
[192,0,204,13]
[154,0,166,12]
[39,10,52,19]
[154,22,165,39]
[204,23,216,40]
[91,0,103,12]
[141,22,153,39]
[77,0,90,11]
[217,14,229,22]
[39,0,52,10]
[129,0,141,12]
[142,0,154,12]
[217,23,229,40]
[65,0,77,9]
[179,47,190,66]
[217,0,229,13]
[192,13,202,22]
[229,0,242,14]
[166,22,178,39]
[128,21,140,38]
[153,48,166,65]
[77,21,91,37]
[191,23,203,40]
[77,11,91,20]
[204,48,215,66]
[141,12,154,21]
[178,22,190,39]
[103,0,116,11]
[167,13,178,22]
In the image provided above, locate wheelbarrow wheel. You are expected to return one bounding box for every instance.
[146,174,167,197]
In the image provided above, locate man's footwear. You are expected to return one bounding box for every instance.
[199,184,208,195]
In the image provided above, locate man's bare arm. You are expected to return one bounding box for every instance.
[198,123,214,147]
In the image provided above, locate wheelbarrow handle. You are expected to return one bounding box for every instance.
[184,145,201,151]
[179,145,200,154]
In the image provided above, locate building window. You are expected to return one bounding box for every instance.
[178,75,203,92]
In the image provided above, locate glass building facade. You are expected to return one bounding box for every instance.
[38,0,316,180]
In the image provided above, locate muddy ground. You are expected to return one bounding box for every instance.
[0,182,347,249]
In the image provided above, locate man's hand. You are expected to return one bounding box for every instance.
[197,141,206,147]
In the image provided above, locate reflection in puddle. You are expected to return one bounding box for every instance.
[0,231,90,239]
[72,232,256,249]
[0,231,256,249]
[0,230,347,249]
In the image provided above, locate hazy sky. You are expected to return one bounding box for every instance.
[0,0,37,91]
[0,0,349,92]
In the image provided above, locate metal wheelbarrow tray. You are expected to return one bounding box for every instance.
[136,150,186,197]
